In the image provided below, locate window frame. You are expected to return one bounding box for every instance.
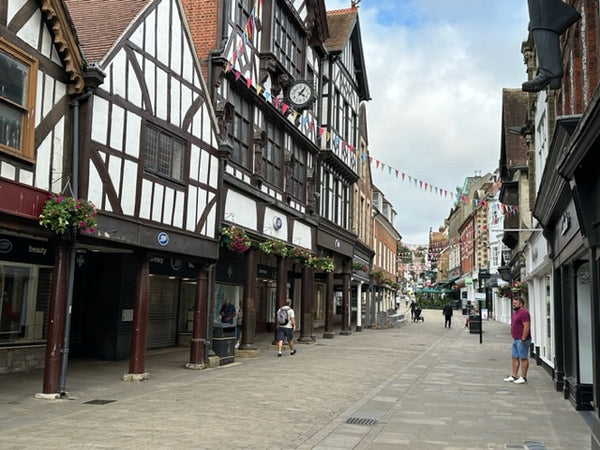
[144,123,186,183]
[0,38,38,162]
[229,90,252,169]
[263,120,283,188]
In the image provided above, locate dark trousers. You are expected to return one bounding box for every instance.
[444,315,452,328]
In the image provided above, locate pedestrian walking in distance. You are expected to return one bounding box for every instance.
[442,302,453,328]
[276,299,296,357]
[504,297,531,384]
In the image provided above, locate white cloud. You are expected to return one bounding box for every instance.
[325,0,529,243]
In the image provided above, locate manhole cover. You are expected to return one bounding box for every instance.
[83,399,116,405]
[346,417,378,426]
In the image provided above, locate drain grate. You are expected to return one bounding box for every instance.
[83,399,116,405]
[346,417,378,426]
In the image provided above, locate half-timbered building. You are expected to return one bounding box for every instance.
[60,0,223,386]
[0,0,86,379]
[183,0,338,351]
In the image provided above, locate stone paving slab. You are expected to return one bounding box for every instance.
[0,309,592,449]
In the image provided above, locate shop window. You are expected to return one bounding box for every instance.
[144,124,185,181]
[0,39,37,162]
[1,265,50,344]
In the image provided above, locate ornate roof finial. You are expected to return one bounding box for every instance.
[351,0,361,8]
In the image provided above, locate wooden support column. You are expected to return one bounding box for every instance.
[187,264,209,369]
[40,240,69,397]
[340,259,351,335]
[124,253,150,381]
[239,247,258,353]
[323,270,335,339]
[298,265,314,343]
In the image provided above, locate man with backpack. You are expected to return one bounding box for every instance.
[276,299,296,357]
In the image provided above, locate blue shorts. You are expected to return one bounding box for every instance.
[511,339,530,359]
[277,327,294,342]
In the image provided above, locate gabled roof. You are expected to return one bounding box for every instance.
[325,7,370,101]
[64,0,150,64]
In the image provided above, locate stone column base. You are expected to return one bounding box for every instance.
[323,332,335,339]
[339,330,352,336]
[235,348,260,358]
[355,325,362,331]
[185,362,205,370]
[206,355,220,368]
[122,372,150,382]
[35,392,61,400]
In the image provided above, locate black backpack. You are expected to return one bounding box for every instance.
[277,307,289,325]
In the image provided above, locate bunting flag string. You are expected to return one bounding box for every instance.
[223,6,518,220]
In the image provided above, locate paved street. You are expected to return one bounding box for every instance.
[0,309,592,449]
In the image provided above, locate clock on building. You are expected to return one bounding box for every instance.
[287,80,314,109]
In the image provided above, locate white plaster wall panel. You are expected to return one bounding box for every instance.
[202,107,214,146]
[163,186,175,225]
[156,0,170,64]
[51,118,65,191]
[127,61,143,109]
[186,185,198,231]
[34,133,51,190]
[88,164,103,209]
[111,51,127,100]
[173,190,184,228]
[7,0,27,23]
[107,154,122,199]
[91,97,109,145]
[264,207,288,241]
[170,13,182,73]
[19,168,33,185]
[125,111,141,158]
[182,38,194,82]
[55,80,66,108]
[145,10,157,58]
[110,104,125,152]
[144,59,156,114]
[171,79,181,127]
[35,72,43,125]
[225,190,257,230]
[130,25,143,48]
[205,193,216,238]
[189,144,200,182]
[181,85,192,130]
[16,9,40,48]
[208,154,218,189]
[195,188,207,232]
[156,68,168,121]
[0,162,16,180]
[103,192,113,212]
[151,183,164,222]
[198,150,209,185]
[292,221,312,250]
[121,160,137,215]
[40,25,52,62]
[140,179,153,219]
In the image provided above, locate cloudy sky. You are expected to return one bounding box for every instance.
[324,0,530,245]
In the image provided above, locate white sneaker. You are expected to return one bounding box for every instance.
[234,343,239,349]
[514,376,527,384]
[503,375,516,382]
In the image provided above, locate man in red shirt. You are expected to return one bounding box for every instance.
[504,297,531,384]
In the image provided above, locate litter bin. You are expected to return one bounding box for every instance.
[469,315,481,334]
[213,323,236,365]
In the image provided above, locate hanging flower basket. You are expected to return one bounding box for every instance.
[307,256,334,272]
[497,282,528,298]
[220,226,251,254]
[39,195,97,235]
[258,239,289,258]
[288,247,314,265]
[371,269,385,283]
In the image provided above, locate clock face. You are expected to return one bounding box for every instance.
[289,81,313,108]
